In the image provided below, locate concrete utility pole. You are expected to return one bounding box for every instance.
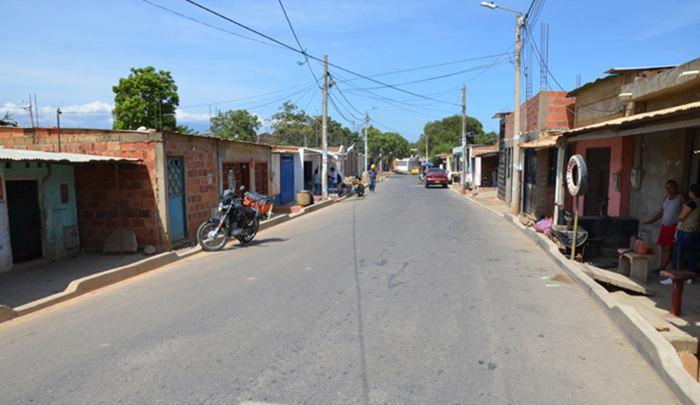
[461,85,467,194]
[28,94,34,128]
[511,14,523,216]
[56,108,62,153]
[322,55,329,200]
[364,111,369,174]
[481,2,524,215]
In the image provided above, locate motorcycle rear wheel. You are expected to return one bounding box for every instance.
[197,221,229,251]
[237,218,259,244]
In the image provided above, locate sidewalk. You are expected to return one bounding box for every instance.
[0,175,393,323]
[450,182,700,403]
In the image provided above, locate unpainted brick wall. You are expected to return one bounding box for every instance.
[164,136,219,242]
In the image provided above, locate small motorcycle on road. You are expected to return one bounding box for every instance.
[351,176,365,197]
[197,187,264,251]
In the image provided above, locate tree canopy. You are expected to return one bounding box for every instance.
[210,109,261,142]
[412,114,493,163]
[367,128,410,160]
[112,66,179,131]
[270,101,313,146]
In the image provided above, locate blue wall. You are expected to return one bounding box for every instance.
[5,162,78,260]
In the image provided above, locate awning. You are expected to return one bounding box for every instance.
[0,148,141,163]
[519,135,561,149]
[565,101,700,142]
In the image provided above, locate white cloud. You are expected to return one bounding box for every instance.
[175,109,210,122]
[1,101,113,128]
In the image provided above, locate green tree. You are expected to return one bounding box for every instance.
[270,101,312,146]
[412,114,488,162]
[176,125,199,135]
[112,66,179,131]
[210,109,260,142]
[475,131,497,145]
[310,115,363,151]
[367,127,410,160]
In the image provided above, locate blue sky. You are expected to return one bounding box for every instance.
[2,0,699,143]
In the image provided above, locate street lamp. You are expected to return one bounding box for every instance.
[481,1,524,216]
[364,106,378,175]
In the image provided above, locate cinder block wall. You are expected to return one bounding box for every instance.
[0,128,164,251]
[164,133,219,243]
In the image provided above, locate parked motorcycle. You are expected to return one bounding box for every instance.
[351,176,365,197]
[197,187,261,251]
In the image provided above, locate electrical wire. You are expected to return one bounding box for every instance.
[141,0,283,49]
[277,0,322,88]
[184,0,460,108]
[179,81,315,109]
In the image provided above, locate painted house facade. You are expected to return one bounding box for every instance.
[0,127,273,269]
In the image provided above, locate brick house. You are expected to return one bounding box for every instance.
[495,90,575,218]
[0,127,273,261]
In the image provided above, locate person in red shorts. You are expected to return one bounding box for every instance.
[642,180,685,276]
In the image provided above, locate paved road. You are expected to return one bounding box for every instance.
[0,175,679,404]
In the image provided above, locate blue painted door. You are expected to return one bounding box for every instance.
[280,155,295,204]
[167,157,186,242]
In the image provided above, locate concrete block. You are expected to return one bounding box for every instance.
[103,229,138,254]
[678,351,699,381]
[0,305,16,323]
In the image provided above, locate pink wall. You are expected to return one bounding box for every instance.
[572,136,633,216]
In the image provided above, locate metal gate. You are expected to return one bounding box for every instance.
[167,157,186,242]
[522,149,538,215]
[280,155,295,204]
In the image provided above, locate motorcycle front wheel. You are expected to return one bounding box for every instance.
[357,184,365,196]
[197,221,229,251]
[237,218,260,244]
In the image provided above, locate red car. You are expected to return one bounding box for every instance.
[424,168,449,188]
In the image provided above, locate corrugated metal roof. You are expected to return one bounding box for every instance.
[564,101,700,136]
[0,148,142,163]
[520,135,561,149]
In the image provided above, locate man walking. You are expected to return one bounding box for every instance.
[368,164,378,192]
[642,180,684,274]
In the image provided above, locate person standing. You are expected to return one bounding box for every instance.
[312,167,321,196]
[368,164,378,192]
[642,180,684,274]
[328,167,339,196]
[663,184,700,284]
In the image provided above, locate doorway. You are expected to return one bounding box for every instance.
[7,180,43,263]
[303,161,313,191]
[584,147,611,216]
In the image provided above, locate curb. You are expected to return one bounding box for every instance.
[463,195,700,403]
[0,195,347,326]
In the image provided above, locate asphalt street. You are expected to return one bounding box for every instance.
[0,174,679,404]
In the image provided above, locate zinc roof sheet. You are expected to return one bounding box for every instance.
[0,148,141,163]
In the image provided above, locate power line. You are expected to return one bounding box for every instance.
[334,52,514,83]
[183,0,460,107]
[179,81,314,109]
[141,0,283,49]
[277,0,322,87]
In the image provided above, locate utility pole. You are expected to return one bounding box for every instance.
[27,94,34,128]
[461,85,467,194]
[511,14,524,215]
[56,108,62,152]
[364,111,369,174]
[322,55,329,200]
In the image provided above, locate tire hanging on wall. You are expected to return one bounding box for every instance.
[566,154,589,196]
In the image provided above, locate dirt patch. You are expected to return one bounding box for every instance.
[552,273,575,285]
